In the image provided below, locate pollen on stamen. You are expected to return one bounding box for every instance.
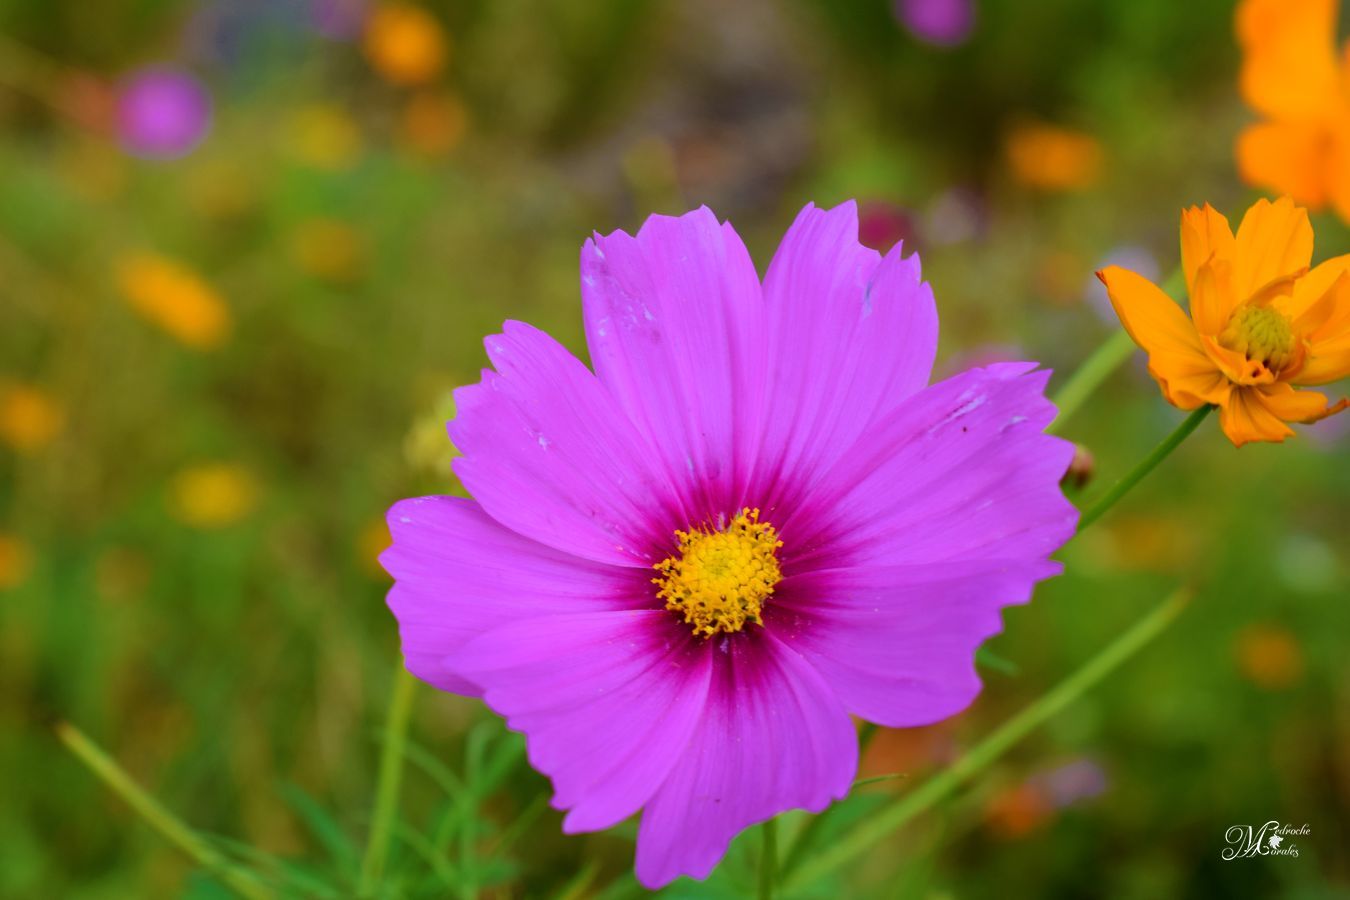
[653,507,784,639]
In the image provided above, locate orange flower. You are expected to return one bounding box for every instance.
[363,4,448,87]
[0,383,65,453]
[0,533,33,590]
[399,91,467,157]
[1005,123,1103,192]
[1097,197,1350,447]
[117,253,231,350]
[1235,0,1350,221]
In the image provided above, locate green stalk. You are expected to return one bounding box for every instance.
[758,817,778,900]
[784,589,1189,890]
[358,667,418,896]
[56,722,273,900]
[1075,406,1212,532]
[1047,329,1136,434]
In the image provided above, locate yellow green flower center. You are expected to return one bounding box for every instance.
[1219,305,1296,373]
[653,508,783,639]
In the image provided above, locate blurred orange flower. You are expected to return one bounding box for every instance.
[117,253,231,350]
[1005,123,1102,191]
[0,383,65,453]
[984,783,1053,839]
[1235,0,1350,221]
[1098,197,1350,446]
[364,4,448,87]
[0,533,34,590]
[1234,624,1304,689]
[400,91,467,157]
[357,517,392,577]
[169,463,259,528]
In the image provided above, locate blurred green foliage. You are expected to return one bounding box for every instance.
[1,0,1348,897]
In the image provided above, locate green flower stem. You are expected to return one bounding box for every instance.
[1075,405,1212,533]
[783,588,1189,891]
[1048,267,1185,435]
[358,667,418,896]
[55,722,273,900]
[758,816,778,900]
[1047,329,1137,434]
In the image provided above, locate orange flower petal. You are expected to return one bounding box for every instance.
[1236,123,1335,208]
[1277,253,1350,320]
[1097,266,1216,408]
[1218,386,1295,446]
[1256,381,1345,423]
[1188,254,1238,337]
[1179,204,1235,322]
[1232,197,1314,301]
[1236,0,1342,121]
[1278,260,1350,384]
[1150,352,1234,408]
[1298,327,1350,384]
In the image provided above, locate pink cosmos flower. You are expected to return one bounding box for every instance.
[116,67,211,159]
[382,201,1077,888]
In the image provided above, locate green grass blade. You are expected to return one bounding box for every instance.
[56,722,274,900]
[278,782,360,880]
[358,666,418,896]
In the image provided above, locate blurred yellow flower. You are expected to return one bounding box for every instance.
[117,253,231,350]
[170,463,259,528]
[0,383,65,453]
[1235,0,1350,221]
[403,389,461,478]
[1005,123,1103,191]
[0,533,34,590]
[1234,624,1304,690]
[1098,197,1350,446]
[288,104,363,171]
[400,91,468,157]
[364,4,448,87]
[292,218,366,284]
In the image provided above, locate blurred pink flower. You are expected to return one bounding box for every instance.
[858,200,919,252]
[894,0,975,47]
[116,67,211,159]
[1030,758,1109,808]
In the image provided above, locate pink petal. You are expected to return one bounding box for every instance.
[783,362,1077,570]
[381,496,649,695]
[753,201,939,509]
[581,207,767,520]
[451,321,684,567]
[769,560,1059,726]
[447,610,713,833]
[634,633,856,889]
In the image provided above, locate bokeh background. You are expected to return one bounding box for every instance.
[3,0,1348,897]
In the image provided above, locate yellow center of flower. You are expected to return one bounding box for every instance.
[653,508,783,639]
[1219,305,1296,373]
